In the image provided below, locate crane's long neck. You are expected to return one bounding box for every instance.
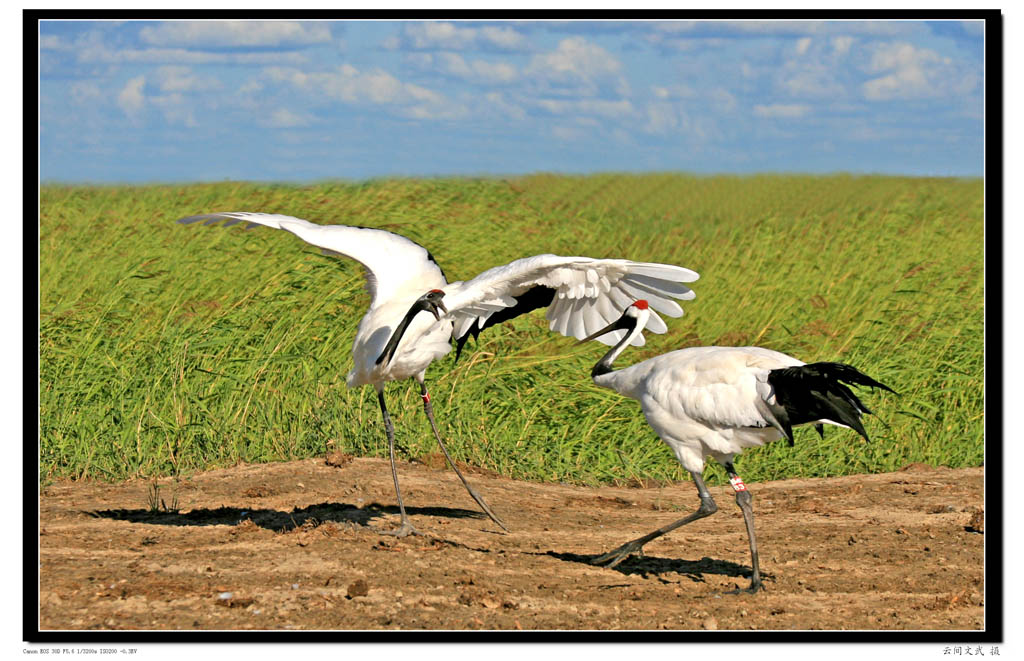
[591,318,644,379]
[376,299,433,366]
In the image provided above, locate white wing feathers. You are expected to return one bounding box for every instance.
[442,254,698,347]
[177,212,446,305]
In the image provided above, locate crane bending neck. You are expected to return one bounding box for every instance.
[377,299,431,366]
[591,319,643,379]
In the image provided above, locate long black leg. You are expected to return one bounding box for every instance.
[417,379,509,532]
[724,461,762,593]
[591,470,718,569]
[377,389,419,538]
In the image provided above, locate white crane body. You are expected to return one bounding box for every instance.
[595,346,808,474]
[581,301,894,593]
[347,300,453,388]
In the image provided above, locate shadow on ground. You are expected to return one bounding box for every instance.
[86,501,487,532]
[545,550,770,586]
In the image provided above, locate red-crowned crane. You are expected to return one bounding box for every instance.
[178,213,699,537]
[578,300,895,593]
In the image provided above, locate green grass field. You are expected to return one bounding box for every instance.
[38,174,984,487]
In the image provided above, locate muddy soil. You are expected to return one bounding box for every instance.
[37,457,985,631]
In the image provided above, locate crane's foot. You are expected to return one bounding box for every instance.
[722,580,764,595]
[464,485,510,533]
[590,541,645,569]
[378,519,422,538]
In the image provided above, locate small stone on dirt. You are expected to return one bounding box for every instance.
[325,452,354,468]
[347,579,369,598]
[702,616,718,630]
[216,595,255,609]
[966,509,984,533]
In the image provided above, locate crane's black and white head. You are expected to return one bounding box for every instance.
[577,300,651,345]
[578,300,652,378]
[419,289,449,321]
[376,289,449,367]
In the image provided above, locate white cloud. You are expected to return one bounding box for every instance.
[409,52,519,85]
[113,73,212,127]
[479,26,528,51]
[150,93,198,127]
[650,84,735,113]
[753,103,811,118]
[861,41,975,100]
[645,102,680,134]
[642,20,927,53]
[40,34,63,50]
[641,102,716,140]
[139,21,331,48]
[960,21,984,37]
[782,68,845,98]
[649,21,699,34]
[483,92,525,120]
[76,41,309,66]
[868,42,945,74]
[536,98,635,119]
[645,35,730,53]
[153,66,222,93]
[265,64,465,120]
[117,76,146,119]
[652,20,921,38]
[265,108,310,128]
[385,22,528,52]
[652,84,696,100]
[777,36,853,99]
[528,37,621,80]
[412,22,476,50]
[525,37,629,97]
[832,36,854,56]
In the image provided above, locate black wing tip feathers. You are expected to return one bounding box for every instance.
[453,324,481,364]
[177,215,213,225]
[177,214,263,232]
[451,286,557,363]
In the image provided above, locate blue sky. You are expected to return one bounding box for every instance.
[38,19,986,182]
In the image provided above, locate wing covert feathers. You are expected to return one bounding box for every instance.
[446,255,697,350]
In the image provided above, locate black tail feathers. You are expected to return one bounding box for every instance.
[765,362,896,445]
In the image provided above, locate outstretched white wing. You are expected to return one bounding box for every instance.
[442,254,698,348]
[177,212,447,305]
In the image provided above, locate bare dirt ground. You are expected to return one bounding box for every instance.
[38,457,985,631]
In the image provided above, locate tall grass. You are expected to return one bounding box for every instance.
[38,174,984,487]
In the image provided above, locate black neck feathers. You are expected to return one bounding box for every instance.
[376,299,432,366]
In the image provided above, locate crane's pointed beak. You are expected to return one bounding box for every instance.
[430,299,448,321]
[575,315,633,345]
